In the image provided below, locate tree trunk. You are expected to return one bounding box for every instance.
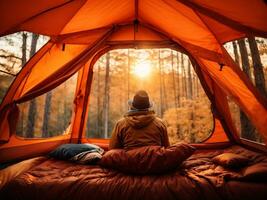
[238,39,252,79]
[158,50,164,117]
[232,41,240,65]
[195,75,199,98]
[189,106,196,143]
[187,59,193,100]
[26,33,39,138]
[238,38,255,140]
[192,74,196,99]
[29,33,39,57]
[171,50,178,109]
[103,52,110,138]
[21,32,27,66]
[63,82,68,128]
[239,112,256,141]
[162,56,168,111]
[171,50,181,138]
[123,51,127,111]
[42,91,52,137]
[176,52,180,106]
[248,36,267,98]
[97,63,101,136]
[26,99,37,137]
[181,54,187,99]
[127,49,130,100]
[18,32,28,136]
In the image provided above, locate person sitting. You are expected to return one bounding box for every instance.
[109,90,170,150]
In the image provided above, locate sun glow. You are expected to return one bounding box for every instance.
[133,61,151,78]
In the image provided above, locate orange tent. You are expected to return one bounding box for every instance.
[0,0,267,163]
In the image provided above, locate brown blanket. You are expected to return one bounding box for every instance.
[1,145,267,200]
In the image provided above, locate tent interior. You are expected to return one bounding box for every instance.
[0,0,267,199]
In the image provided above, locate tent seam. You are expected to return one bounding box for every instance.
[1,0,76,37]
[192,10,222,45]
[176,0,267,38]
[56,0,88,36]
[162,0,209,31]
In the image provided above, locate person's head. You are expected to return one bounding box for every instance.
[128,90,153,111]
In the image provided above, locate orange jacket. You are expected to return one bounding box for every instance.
[109,111,170,150]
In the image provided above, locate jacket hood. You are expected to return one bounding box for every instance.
[125,113,155,129]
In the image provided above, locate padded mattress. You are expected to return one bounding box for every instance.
[1,145,267,200]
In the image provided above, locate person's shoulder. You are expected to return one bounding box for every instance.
[153,117,167,128]
[115,118,127,127]
[154,116,165,123]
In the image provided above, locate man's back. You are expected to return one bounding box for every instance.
[109,110,170,150]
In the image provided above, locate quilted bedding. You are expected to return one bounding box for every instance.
[1,145,267,200]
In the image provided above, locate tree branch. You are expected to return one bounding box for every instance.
[0,68,16,76]
[0,54,21,60]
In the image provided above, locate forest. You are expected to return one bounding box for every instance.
[0,32,266,144]
[86,49,213,144]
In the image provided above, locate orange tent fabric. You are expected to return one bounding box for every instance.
[0,0,267,162]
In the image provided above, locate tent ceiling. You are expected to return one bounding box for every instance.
[1,0,266,44]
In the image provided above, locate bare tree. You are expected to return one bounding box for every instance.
[187,59,193,100]
[21,32,27,67]
[158,50,164,117]
[26,33,39,137]
[248,36,267,98]
[237,38,256,141]
[171,50,178,109]
[127,49,130,100]
[42,91,52,137]
[11,32,28,136]
[232,41,240,65]
[238,39,252,79]
[189,105,196,143]
[96,63,101,135]
[176,52,180,106]
[195,74,199,98]
[181,54,187,99]
[103,52,110,138]
[162,54,168,111]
